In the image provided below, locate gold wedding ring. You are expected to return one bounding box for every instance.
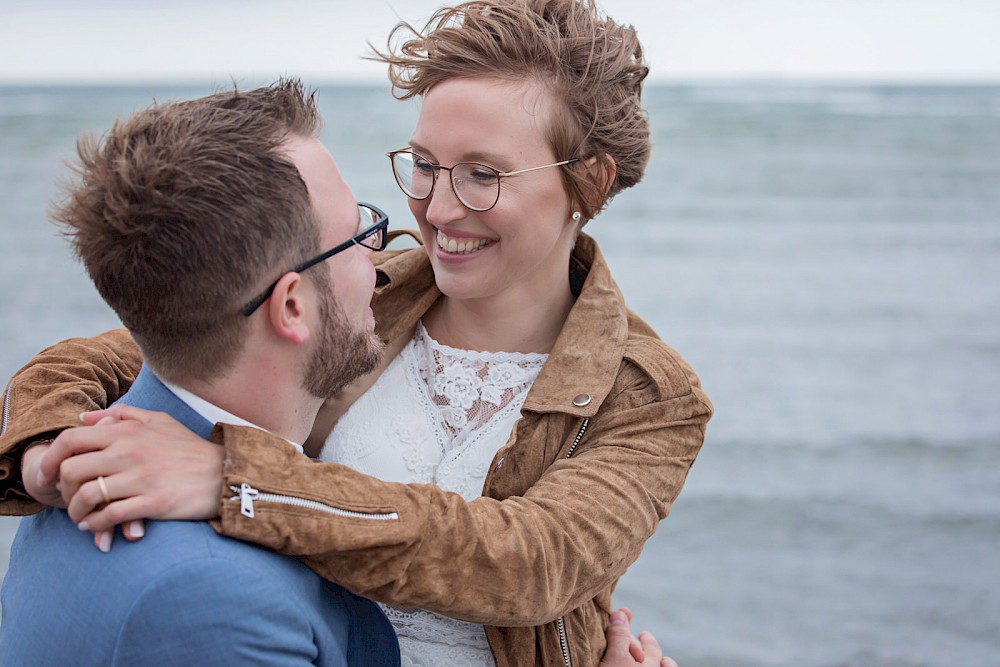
[97,475,111,505]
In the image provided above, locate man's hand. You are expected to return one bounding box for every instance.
[600,608,679,667]
[38,405,225,539]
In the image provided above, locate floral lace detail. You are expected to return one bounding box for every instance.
[414,321,547,453]
[320,320,548,666]
[380,604,495,667]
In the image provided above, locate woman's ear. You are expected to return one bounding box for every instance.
[266,272,311,345]
[573,154,617,222]
[590,153,617,200]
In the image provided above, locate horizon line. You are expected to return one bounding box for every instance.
[2,74,999,88]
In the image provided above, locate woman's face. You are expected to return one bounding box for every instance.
[405,77,578,307]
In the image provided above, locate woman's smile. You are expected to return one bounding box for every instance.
[435,229,495,255]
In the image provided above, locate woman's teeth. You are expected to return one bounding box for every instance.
[437,231,491,254]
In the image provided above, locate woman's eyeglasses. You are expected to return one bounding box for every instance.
[387,149,579,212]
[242,202,388,316]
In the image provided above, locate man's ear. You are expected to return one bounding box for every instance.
[266,272,311,345]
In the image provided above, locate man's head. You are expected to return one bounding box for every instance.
[54,79,379,391]
[278,136,385,399]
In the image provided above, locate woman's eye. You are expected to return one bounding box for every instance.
[413,158,435,175]
[467,167,499,184]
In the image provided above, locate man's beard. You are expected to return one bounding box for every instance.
[302,290,384,399]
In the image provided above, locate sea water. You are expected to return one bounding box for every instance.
[1,83,998,666]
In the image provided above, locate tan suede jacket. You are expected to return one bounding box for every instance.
[0,233,712,667]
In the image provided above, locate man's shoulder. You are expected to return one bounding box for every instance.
[11,510,317,592]
[131,519,321,586]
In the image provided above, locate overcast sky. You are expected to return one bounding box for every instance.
[1,0,998,85]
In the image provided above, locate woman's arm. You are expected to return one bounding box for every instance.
[38,343,709,627]
[0,329,141,513]
[213,362,710,626]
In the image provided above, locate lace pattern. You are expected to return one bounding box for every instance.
[381,604,495,667]
[320,321,547,666]
[414,321,547,450]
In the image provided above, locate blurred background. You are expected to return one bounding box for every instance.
[2,2,999,665]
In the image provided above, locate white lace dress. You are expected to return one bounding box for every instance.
[319,321,548,667]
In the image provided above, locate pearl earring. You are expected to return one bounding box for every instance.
[571,211,582,223]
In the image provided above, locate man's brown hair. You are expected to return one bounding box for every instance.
[53,79,322,382]
[374,0,650,221]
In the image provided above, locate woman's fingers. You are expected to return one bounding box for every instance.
[87,521,146,553]
[76,493,160,534]
[80,404,167,427]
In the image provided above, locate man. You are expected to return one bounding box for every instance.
[0,80,399,666]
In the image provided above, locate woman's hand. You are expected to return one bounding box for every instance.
[37,405,225,544]
[21,441,66,509]
[600,608,678,667]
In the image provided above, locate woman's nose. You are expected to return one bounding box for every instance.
[424,170,467,223]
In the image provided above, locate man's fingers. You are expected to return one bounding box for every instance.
[603,610,641,661]
[637,630,665,664]
[629,637,645,664]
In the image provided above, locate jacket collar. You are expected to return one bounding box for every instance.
[370,233,628,418]
[114,366,215,439]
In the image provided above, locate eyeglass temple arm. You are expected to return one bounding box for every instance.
[499,157,581,177]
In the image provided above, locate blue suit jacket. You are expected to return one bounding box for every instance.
[0,366,399,667]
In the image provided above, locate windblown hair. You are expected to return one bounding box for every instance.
[52,79,322,382]
[374,0,650,220]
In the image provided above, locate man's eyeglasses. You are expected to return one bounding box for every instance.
[387,149,580,212]
[242,202,388,317]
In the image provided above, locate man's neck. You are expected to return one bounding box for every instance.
[158,368,321,446]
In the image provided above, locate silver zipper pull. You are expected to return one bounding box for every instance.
[238,483,259,518]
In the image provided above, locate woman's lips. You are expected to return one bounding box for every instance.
[436,230,494,255]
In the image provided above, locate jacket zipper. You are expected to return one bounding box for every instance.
[565,417,589,459]
[556,616,572,667]
[1,383,12,436]
[230,483,400,521]
[555,416,590,667]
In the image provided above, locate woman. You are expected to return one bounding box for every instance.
[2,1,710,665]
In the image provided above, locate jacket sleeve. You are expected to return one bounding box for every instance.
[215,356,712,627]
[0,328,141,514]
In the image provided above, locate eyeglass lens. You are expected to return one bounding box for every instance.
[357,204,386,250]
[390,151,500,212]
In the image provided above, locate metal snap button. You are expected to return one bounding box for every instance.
[572,393,592,407]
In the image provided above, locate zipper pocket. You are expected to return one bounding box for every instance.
[230,483,400,521]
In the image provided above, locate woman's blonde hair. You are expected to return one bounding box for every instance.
[374,0,650,221]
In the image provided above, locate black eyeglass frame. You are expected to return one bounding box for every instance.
[242,202,389,317]
[387,149,581,212]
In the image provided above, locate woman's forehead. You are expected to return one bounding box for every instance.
[410,77,558,160]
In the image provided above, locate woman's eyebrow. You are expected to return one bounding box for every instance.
[408,141,511,168]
